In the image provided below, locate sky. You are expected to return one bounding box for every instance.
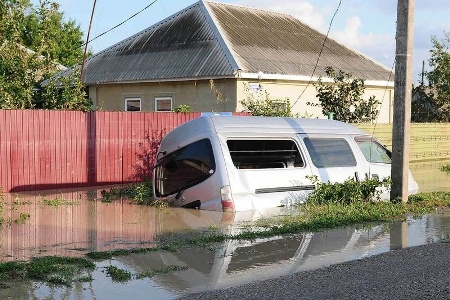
[33,0,450,84]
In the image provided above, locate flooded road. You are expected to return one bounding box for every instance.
[1,160,450,299]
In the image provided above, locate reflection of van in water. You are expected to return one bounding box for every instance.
[153,116,419,211]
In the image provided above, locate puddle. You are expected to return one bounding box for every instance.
[0,161,450,299]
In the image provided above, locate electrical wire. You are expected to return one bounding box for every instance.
[291,0,342,109]
[81,0,97,81]
[81,0,160,47]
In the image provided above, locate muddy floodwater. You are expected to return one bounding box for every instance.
[1,160,450,299]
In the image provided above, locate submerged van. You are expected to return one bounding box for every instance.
[153,116,419,211]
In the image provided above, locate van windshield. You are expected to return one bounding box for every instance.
[227,139,304,169]
[355,136,391,164]
[154,139,215,197]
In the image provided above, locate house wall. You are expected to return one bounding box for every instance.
[89,79,238,112]
[236,79,394,123]
[88,78,393,123]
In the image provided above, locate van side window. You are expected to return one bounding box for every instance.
[227,139,304,169]
[303,138,357,168]
[154,139,215,197]
[355,136,391,164]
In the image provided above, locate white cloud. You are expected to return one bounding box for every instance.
[331,16,395,64]
[236,0,328,32]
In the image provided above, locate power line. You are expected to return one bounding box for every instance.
[81,0,97,81]
[81,0,160,47]
[291,0,342,109]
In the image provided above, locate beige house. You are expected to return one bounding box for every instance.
[82,0,394,122]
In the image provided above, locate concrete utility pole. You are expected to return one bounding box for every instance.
[391,0,415,202]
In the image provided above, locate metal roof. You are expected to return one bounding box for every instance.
[82,0,392,85]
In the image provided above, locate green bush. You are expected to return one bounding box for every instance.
[306,176,391,205]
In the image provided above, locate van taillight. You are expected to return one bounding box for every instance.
[220,185,235,212]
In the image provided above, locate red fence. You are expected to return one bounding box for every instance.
[0,110,212,192]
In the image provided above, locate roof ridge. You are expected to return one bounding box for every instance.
[86,1,203,61]
[200,0,240,72]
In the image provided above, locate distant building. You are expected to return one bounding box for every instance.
[80,0,394,122]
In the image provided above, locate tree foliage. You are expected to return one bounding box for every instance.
[240,84,294,117]
[0,0,89,110]
[413,32,450,122]
[309,67,380,123]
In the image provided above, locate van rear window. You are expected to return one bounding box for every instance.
[154,139,215,197]
[227,139,304,169]
[303,138,357,168]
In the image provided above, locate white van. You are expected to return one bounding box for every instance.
[153,116,419,211]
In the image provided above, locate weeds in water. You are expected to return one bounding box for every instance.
[85,246,173,260]
[104,264,187,282]
[0,187,4,225]
[105,265,132,282]
[42,195,78,207]
[14,212,31,224]
[0,256,95,287]
[11,195,32,206]
[100,181,167,207]
[136,265,188,279]
[440,164,450,173]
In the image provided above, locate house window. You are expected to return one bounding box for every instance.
[155,97,172,112]
[125,98,141,111]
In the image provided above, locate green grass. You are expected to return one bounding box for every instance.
[86,247,165,260]
[136,265,188,279]
[100,181,167,206]
[105,265,132,282]
[42,195,78,207]
[440,164,450,173]
[0,256,95,287]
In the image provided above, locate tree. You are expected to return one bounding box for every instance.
[240,84,294,117]
[413,32,450,122]
[309,67,380,123]
[0,0,89,110]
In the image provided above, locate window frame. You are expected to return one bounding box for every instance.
[155,97,173,112]
[124,97,141,112]
[226,139,305,169]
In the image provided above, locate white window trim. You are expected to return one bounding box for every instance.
[125,97,141,112]
[155,96,173,112]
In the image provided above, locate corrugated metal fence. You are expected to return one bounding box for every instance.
[0,110,203,192]
[357,123,450,162]
[1,110,449,193]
